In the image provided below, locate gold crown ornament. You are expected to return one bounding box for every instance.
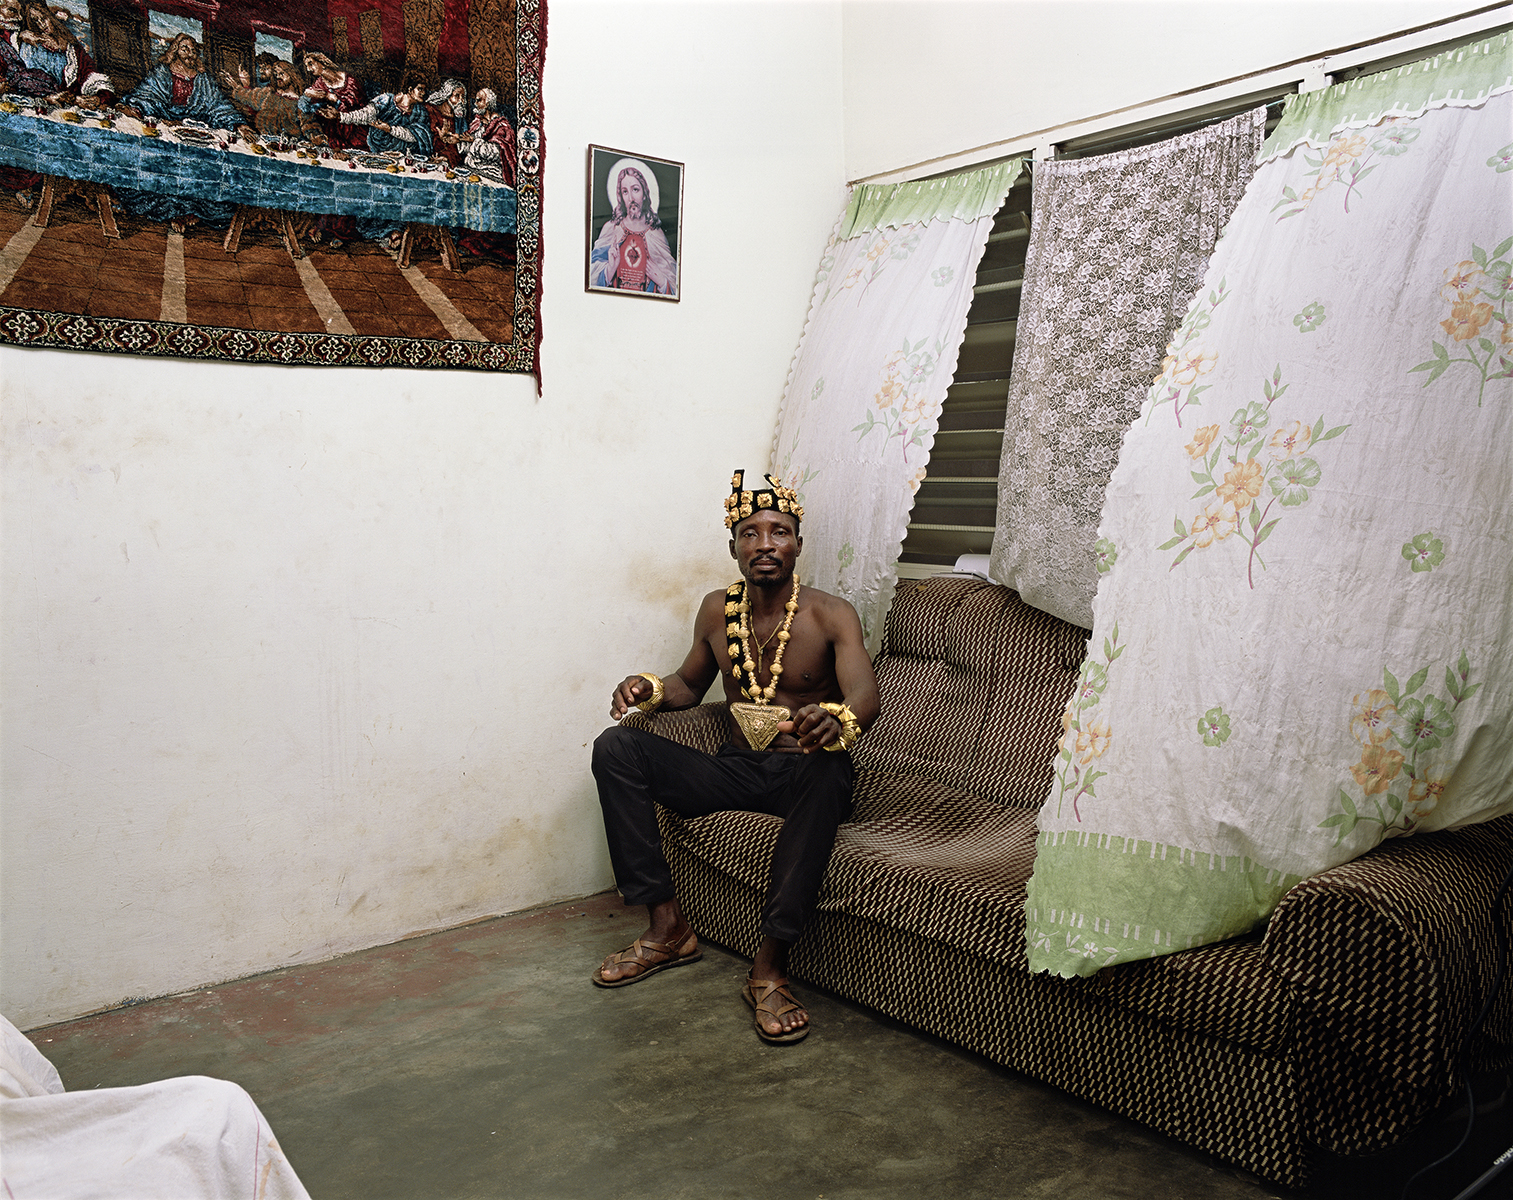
[723,470,804,531]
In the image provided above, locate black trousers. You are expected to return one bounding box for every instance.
[591,725,855,943]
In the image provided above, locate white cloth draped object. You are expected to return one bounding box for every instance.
[770,161,1022,647]
[1,1012,313,1200]
[1024,32,1513,978]
[990,108,1266,629]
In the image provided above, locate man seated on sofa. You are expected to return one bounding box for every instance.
[593,471,880,1044]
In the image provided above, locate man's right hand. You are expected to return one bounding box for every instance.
[610,675,654,720]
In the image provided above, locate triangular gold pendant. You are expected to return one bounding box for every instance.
[730,702,790,751]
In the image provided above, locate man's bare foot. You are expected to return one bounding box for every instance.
[744,975,809,1043]
[591,923,700,988]
[745,933,807,1040]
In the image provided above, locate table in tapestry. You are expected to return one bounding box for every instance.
[0,108,516,232]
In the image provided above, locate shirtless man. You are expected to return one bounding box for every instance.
[592,471,880,1044]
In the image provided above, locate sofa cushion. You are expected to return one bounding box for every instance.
[662,780,1295,1055]
[660,771,1038,963]
[859,577,1086,810]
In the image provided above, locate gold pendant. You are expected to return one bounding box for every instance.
[730,702,790,751]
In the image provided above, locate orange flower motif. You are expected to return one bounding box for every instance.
[1350,745,1406,795]
[1185,424,1219,459]
[1441,300,1494,343]
[1321,134,1368,169]
[1408,775,1448,816]
[1191,500,1238,548]
[1440,260,1490,303]
[875,378,905,410]
[1172,349,1218,386]
[899,394,933,424]
[1267,420,1313,461]
[1215,460,1264,512]
[1075,715,1111,764]
[1350,689,1396,745]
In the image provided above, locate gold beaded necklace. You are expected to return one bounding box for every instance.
[728,574,799,749]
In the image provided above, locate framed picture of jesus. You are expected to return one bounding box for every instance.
[586,144,679,302]
[0,0,545,377]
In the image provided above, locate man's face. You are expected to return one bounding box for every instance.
[730,509,801,586]
[0,0,24,29]
[620,175,646,218]
[271,63,293,89]
[257,61,273,83]
[449,87,464,110]
[175,39,200,69]
[474,90,490,114]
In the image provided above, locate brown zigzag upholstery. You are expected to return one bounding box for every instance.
[619,575,1513,1187]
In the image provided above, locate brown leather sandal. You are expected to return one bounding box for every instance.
[591,927,701,988]
[743,975,810,1044]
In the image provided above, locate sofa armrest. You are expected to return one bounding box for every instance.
[1262,815,1513,1155]
[618,702,731,756]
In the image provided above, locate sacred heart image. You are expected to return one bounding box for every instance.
[586,143,681,302]
[0,0,545,375]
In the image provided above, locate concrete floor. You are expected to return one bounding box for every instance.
[24,891,1513,1200]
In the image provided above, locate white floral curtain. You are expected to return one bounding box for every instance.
[990,109,1267,629]
[770,162,1023,646]
[1025,32,1513,979]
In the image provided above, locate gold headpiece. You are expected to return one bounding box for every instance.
[723,470,804,531]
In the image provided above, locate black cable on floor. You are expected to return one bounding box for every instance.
[1401,857,1513,1200]
[1449,1144,1513,1200]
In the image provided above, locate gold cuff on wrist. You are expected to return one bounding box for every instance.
[634,672,666,713]
[818,702,861,752]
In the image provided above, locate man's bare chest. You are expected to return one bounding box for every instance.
[710,616,835,696]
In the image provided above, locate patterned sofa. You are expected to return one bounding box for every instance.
[621,575,1513,1187]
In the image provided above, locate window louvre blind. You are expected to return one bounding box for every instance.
[894,104,1290,582]
[895,180,1029,578]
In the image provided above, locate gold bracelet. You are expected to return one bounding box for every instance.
[818,702,861,752]
[634,672,666,713]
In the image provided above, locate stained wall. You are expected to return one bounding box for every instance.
[0,0,846,1027]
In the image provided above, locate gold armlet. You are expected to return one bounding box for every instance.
[635,673,666,713]
[818,702,861,752]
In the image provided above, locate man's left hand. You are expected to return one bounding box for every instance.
[777,705,841,754]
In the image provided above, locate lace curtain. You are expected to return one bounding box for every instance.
[990,108,1266,629]
[770,161,1022,647]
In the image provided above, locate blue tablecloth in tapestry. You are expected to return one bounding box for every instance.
[0,110,516,233]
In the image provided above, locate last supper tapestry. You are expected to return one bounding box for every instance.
[0,0,543,375]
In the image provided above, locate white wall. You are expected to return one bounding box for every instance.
[1,0,845,1027]
[842,0,1485,181]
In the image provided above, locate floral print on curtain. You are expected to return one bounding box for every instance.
[990,108,1266,630]
[1024,34,1513,980]
[770,162,1021,647]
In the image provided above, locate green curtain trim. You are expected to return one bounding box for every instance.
[1262,29,1513,162]
[1023,829,1303,979]
[839,159,1024,241]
